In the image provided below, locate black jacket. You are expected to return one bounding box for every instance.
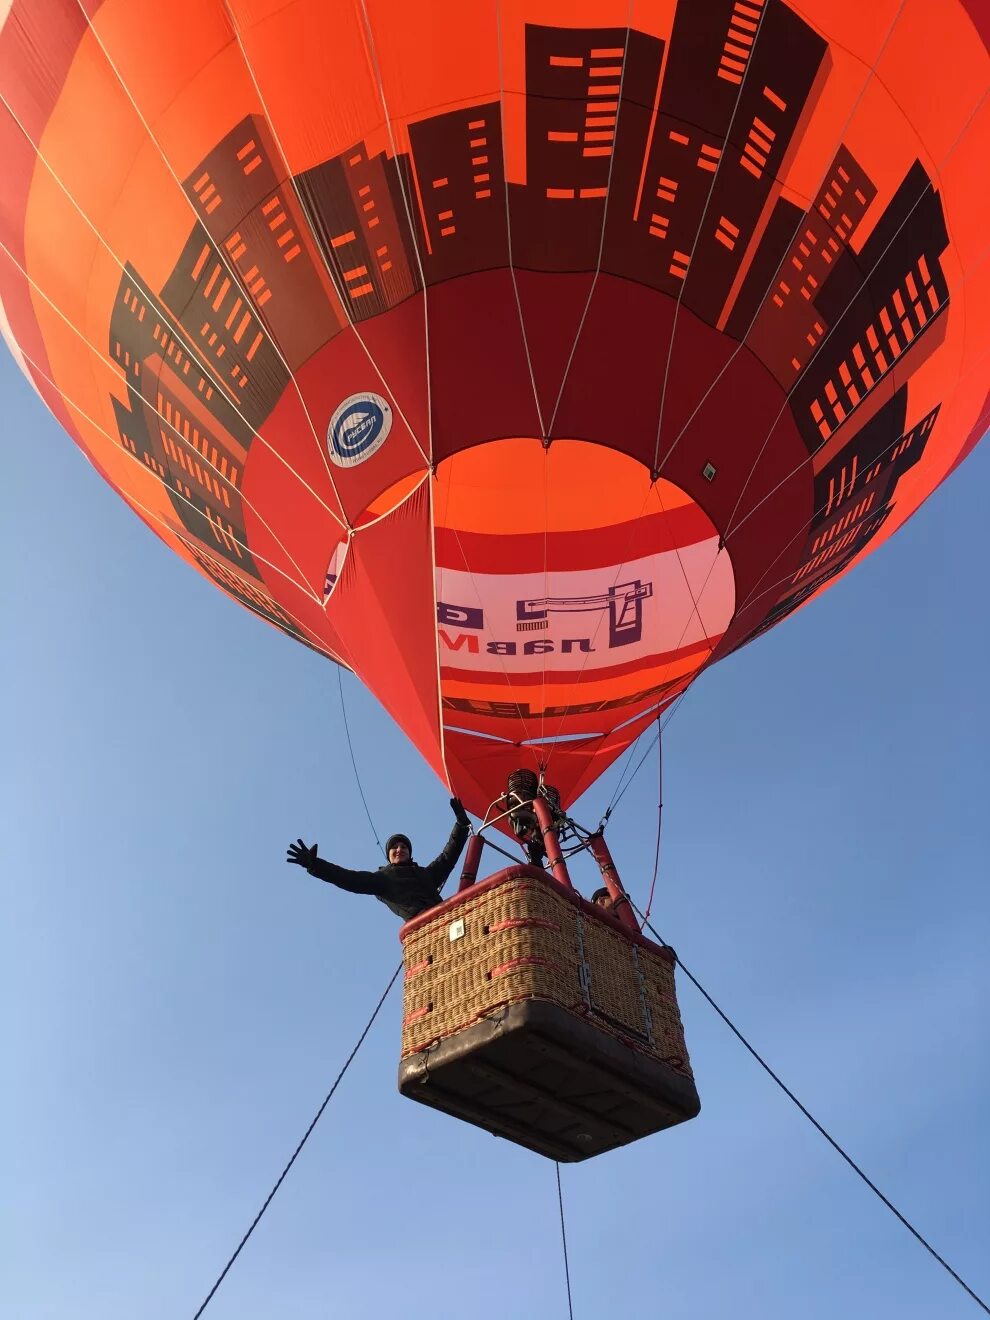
[306,821,470,920]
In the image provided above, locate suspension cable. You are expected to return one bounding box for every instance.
[336,665,385,855]
[191,963,402,1318]
[634,902,989,1315]
[640,729,663,926]
[605,695,681,822]
[601,714,658,822]
[555,1163,575,1320]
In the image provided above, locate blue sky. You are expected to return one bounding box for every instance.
[2,345,988,1320]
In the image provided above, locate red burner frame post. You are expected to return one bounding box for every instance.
[587,832,638,932]
[458,833,486,891]
[533,796,575,891]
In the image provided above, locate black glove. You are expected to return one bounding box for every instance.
[450,797,470,827]
[287,839,319,869]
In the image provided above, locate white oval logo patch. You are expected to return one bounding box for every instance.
[327,392,393,467]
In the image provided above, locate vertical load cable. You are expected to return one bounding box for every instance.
[555,1163,575,1320]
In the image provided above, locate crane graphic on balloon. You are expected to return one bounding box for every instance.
[1,0,985,1170]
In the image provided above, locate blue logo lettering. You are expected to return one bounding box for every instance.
[327,392,393,467]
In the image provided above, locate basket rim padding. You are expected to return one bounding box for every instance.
[399,862,676,962]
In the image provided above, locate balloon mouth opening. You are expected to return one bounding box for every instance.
[425,437,736,753]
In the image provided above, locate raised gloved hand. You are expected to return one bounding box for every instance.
[286,839,319,869]
[450,797,470,827]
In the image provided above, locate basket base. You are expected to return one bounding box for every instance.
[398,998,700,1161]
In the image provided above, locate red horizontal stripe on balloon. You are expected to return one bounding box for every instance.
[439,634,722,686]
[434,503,716,574]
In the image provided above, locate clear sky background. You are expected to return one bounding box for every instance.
[2,344,988,1320]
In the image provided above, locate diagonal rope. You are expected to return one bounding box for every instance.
[191,963,402,1319]
[634,903,990,1316]
[192,682,477,1319]
[555,1163,575,1320]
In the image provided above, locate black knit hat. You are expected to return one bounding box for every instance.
[386,833,412,856]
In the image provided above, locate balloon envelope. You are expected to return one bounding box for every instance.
[1,0,986,811]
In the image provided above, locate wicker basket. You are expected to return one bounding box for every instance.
[398,866,699,1160]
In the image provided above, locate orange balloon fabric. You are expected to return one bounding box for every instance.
[0,0,986,812]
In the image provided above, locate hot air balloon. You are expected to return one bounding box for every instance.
[1,0,986,1159]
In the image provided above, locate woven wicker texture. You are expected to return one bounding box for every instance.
[637,943,694,1078]
[578,911,650,1040]
[401,872,692,1077]
[401,879,581,1055]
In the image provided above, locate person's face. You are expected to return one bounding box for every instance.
[389,841,411,864]
[594,893,613,910]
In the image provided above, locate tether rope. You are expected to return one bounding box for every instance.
[595,649,985,1310]
[191,963,402,1318]
[555,1163,576,1320]
[195,677,473,1316]
[635,903,989,1315]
